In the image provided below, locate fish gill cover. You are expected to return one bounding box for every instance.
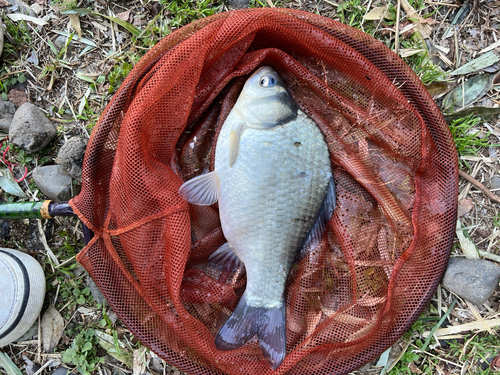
[69,8,458,375]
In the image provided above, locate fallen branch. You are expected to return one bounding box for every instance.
[459,169,500,204]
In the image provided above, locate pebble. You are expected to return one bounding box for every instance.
[56,137,88,180]
[457,198,474,217]
[227,0,249,8]
[149,357,164,373]
[32,165,72,202]
[0,99,16,132]
[9,103,57,153]
[86,277,107,306]
[491,175,500,191]
[0,20,3,58]
[3,0,37,17]
[51,367,69,375]
[442,257,500,306]
[53,35,72,51]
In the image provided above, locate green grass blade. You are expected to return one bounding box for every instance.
[421,299,457,352]
[91,12,141,37]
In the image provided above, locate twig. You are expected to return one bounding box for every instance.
[458,169,500,203]
[32,359,55,375]
[37,315,41,363]
[0,70,28,81]
[395,0,401,55]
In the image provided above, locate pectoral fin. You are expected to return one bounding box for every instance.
[178,171,219,206]
[228,122,246,168]
[297,176,336,261]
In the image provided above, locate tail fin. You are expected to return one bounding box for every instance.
[215,292,286,370]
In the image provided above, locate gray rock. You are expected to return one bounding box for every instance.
[442,257,500,306]
[227,0,249,8]
[86,277,107,306]
[3,0,37,17]
[9,103,57,153]
[56,137,87,180]
[51,367,69,375]
[53,35,72,51]
[32,166,72,202]
[0,99,16,132]
[0,22,3,58]
[491,175,500,190]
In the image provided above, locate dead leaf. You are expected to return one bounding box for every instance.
[363,6,390,21]
[6,13,48,26]
[133,346,147,375]
[41,306,64,353]
[0,0,9,6]
[425,81,455,100]
[36,0,46,4]
[492,354,500,369]
[22,354,40,375]
[458,198,474,217]
[409,362,423,373]
[116,10,131,22]
[68,14,82,39]
[7,89,27,107]
[456,219,479,260]
[442,73,494,111]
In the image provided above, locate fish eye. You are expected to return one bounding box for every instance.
[259,75,276,87]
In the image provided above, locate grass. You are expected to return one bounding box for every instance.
[447,113,493,168]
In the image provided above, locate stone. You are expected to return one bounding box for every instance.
[227,0,249,8]
[0,21,3,58]
[9,103,57,153]
[442,257,500,306]
[32,165,72,202]
[0,99,15,132]
[53,35,72,51]
[457,198,474,217]
[51,367,69,375]
[7,89,27,107]
[56,137,87,180]
[86,277,107,306]
[491,175,500,190]
[3,0,37,17]
[149,357,164,373]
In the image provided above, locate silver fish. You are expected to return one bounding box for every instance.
[179,66,335,369]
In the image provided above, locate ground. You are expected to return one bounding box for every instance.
[0,0,500,374]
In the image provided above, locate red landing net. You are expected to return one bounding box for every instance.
[70,8,458,375]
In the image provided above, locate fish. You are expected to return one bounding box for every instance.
[179,66,335,369]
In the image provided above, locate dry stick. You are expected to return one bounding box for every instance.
[458,169,500,203]
[395,0,401,56]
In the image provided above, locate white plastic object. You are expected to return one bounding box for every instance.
[0,248,45,347]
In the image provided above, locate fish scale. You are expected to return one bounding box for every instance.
[215,109,331,308]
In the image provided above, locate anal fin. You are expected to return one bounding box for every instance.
[208,242,244,273]
[178,171,219,206]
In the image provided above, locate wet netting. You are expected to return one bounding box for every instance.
[70,8,458,375]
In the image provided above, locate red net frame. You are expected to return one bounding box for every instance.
[70,8,458,374]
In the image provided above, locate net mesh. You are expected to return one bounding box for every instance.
[71,8,458,374]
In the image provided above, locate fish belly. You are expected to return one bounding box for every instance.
[215,110,332,308]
